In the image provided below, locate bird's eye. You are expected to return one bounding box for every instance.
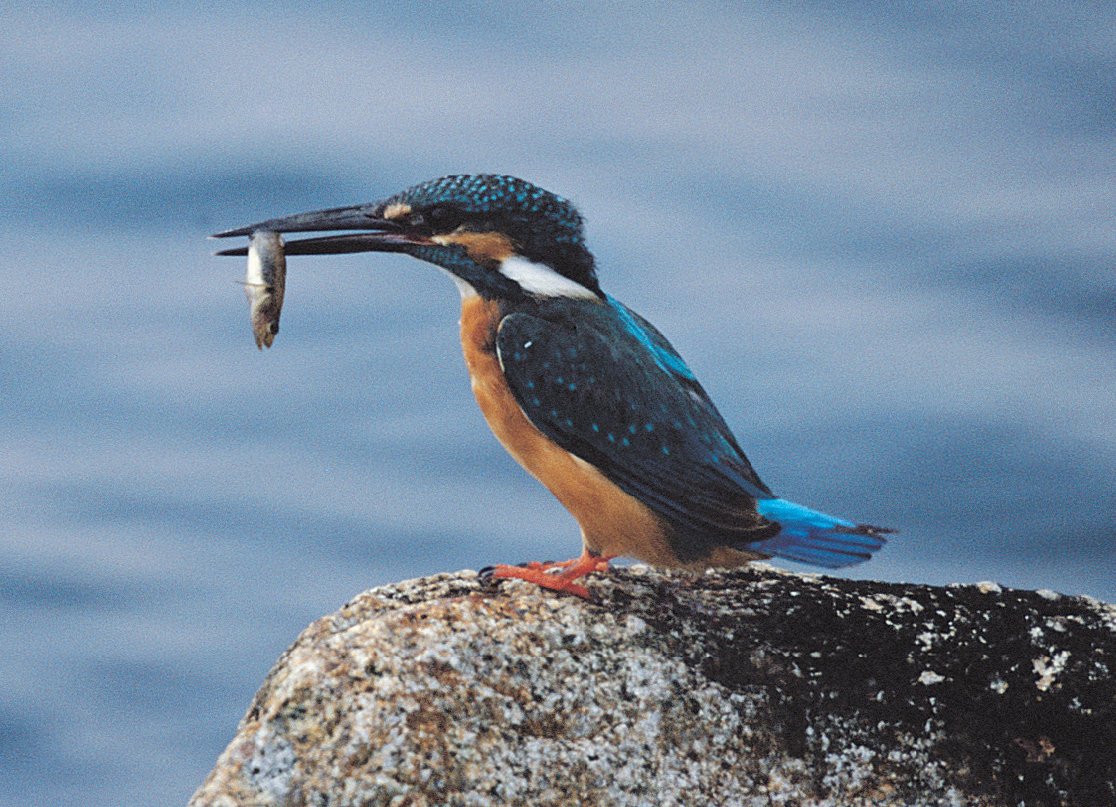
[413,204,459,232]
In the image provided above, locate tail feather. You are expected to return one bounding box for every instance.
[750,497,892,568]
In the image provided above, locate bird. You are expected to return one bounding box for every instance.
[213,174,891,597]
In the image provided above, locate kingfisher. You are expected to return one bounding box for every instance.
[213,175,890,597]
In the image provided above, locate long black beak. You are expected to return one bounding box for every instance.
[210,203,429,256]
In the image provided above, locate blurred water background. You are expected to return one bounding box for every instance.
[2,2,1114,804]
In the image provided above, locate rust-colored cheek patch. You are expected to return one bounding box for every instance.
[435,231,515,267]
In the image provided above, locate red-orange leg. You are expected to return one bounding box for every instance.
[488,548,615,598]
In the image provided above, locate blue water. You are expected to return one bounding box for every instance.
[2,3,1114,804]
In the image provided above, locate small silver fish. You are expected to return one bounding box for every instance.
[245,230,286,349]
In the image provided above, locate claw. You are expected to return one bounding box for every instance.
[484,550,615,599]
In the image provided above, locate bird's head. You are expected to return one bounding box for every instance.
[213,174,602,300]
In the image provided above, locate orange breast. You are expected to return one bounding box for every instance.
[458,296,745,568]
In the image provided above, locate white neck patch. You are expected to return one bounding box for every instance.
[498,256,597,299]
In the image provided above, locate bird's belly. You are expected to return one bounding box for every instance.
[457,296,685,566]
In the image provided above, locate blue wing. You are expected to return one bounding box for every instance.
[496,297,777,562]
[495,297,889,568]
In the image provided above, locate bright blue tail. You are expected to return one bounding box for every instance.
[749,498,890,568]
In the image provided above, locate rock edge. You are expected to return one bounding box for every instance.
[189,565,1116,807]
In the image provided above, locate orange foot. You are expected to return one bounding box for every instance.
[483,549,615,599]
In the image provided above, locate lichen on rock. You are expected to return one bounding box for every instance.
[189,565,1116,807]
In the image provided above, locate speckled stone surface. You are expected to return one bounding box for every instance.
[188,565,1116,807]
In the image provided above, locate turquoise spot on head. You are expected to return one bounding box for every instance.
[384,174,601,295]
[390,175,576,223]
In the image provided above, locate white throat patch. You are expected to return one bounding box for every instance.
[498,256,597,299]
[448,274,478,299]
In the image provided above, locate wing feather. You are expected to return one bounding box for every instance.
[495,299,774,558]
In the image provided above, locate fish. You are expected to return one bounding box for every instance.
[244,230,286,349]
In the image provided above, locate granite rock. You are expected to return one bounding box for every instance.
[189,565,1116,807]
